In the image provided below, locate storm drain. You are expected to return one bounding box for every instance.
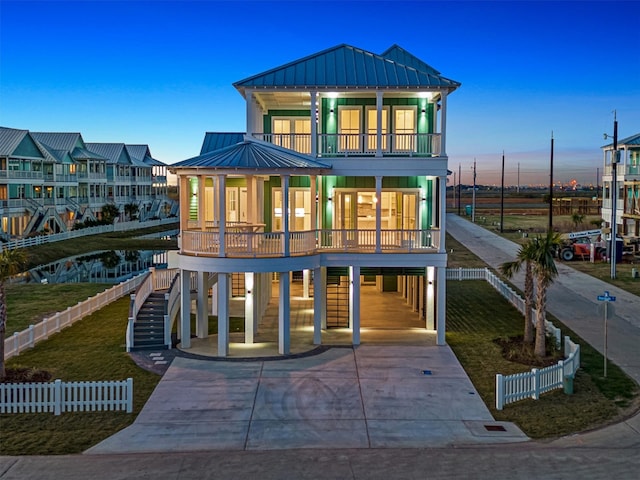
[484,425,507,432]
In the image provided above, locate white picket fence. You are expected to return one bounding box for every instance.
[4,273,148,360]
[2,218,178,251]
[447,267,562,348]
[496,336,581,410]
[0,378,133,415]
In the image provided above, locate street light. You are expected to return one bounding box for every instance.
[604,111,618,279]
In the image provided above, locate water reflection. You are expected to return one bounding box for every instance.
[14,250,171,285]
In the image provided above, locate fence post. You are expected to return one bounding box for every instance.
[54,379,62,415]
[458,267,462,281]
[28,325,34,348]
[532,368,540,400]
[13,332,19,355]
[126,378,133,413]
[496,374,504,410]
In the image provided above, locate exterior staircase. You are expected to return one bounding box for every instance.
[132,291,167,351]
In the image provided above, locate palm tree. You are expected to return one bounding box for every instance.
[530,232,563,357]
[0,248,27,379]
[571,212,585,230]
[500,240,536,344]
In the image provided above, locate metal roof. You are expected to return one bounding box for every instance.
[85,143,131,165]
[126,144,165,166]
[380,44,441,76]
[0,127,29,156]
[233,44,460,93]
[602,133,640,148]
[173,138,331,173]
[200,132,246,155]
[31,132,82,152]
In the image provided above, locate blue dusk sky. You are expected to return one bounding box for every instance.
[1,0,639,187]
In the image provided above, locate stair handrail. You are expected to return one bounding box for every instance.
[126,270,153,352]
[164,270,182,348]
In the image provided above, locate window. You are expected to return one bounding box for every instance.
[366,107,389,152]
[272,118,311,153]
[339,107,361,152]
[393,107,416,151]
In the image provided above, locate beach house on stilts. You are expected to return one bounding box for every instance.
[169,44,460,356]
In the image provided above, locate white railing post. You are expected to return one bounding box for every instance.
[126,378,133,413]
[496,374,504,410]
[532,368,540,400]
[54,379,62,415]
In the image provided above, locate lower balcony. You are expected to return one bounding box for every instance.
[180,228,441,258]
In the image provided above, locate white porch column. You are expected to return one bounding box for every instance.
[180,269,191,349]
[217,272,229,357]
[246,89,255,136]
[310,175,317,231]
[244,272,255,344]
[196,271,208,338]
[198,175,206,231]
[376,91,383,157]
[313,267,323,344]
[211,281,218,315]
[412,276,419,312]
[320,267,327,329]
[282,174,290,257]
[217,175,226,257]
[246,175,257,224]
[426,267,435,330]
[350,265,360,346]
[436,266,446,346]
[439,175,447,252]
[310,91,318,157]
[279,271,291,354]
[179,175,189,233]
[303,269,311,299]
[375,175,382,253]
[439,92,447,156]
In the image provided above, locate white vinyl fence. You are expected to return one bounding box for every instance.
[447,267,561,347]
[496,336,581,410]
[0,378,133,415]
[2,218,178,251]
[4,273,148,360]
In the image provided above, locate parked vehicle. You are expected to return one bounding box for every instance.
[558,229,605,261]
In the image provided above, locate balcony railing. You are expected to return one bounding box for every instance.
[0,170,44,180]
[180,228,441,258]
[254,133,441,157]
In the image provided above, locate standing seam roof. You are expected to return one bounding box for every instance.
[233,44,460,91]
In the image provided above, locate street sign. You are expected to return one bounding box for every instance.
[597,291,616,302]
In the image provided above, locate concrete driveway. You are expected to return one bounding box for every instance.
[87,345,526,454]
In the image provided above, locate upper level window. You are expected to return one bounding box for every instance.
[394,107,416,151]
[366,107,389,152]
[339,107,361,152]
[272,118,311,153]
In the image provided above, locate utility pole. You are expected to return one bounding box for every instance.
[453,171,457,209]
[606,112,619,279]
[596,167,600,196]
[472,158,477,223]
[457,163,461,215]
[500,151,505,233]
[549,132,554,232]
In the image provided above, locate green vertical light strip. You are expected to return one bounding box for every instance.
[189,177,198,220]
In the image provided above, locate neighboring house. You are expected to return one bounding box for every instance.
[0,126,172,238]
[169,44,460,356]
[602,132,640,250]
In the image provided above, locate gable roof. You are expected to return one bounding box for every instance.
[201,132,246,155]
[233,44,460,93]
[0,127,30,156]
[31,132,82,152]
[173,137,331,174]
[126,144,165,166]
[379,44,441,76]
[85,143,132,165]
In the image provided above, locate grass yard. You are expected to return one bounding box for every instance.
[447,280,638,438]
[1,297,161,455]
[5,283,112,336]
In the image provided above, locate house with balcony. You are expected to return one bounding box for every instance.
[169,44,460,356]
[602,132,640,252]
[1,126,173,238]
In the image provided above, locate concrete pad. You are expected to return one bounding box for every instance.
[252,377,365,420]
[247,419,370,449]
